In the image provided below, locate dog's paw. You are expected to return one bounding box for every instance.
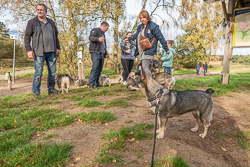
[199,134,206,139]
[156,129,160,133]
[191,127,198,132]
[156,133,164,139]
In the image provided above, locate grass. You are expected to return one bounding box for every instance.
[78,111,117,124]
[104,99,130,108]
[77,99,102,107]
[174,71,250,96]
[0,59,34,75]
[42,133,58,140]
[38,101,61,106]
[152,156,190,167]
[94,123,154,165]
[235,131,250,151]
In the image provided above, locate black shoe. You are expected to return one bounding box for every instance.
[96,84,103,87]
[33,93,40,98]
[48,89,62,95]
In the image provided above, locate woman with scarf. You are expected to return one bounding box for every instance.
[120,31,137,85]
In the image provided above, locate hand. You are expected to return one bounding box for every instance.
[56,49,61,56]
[166,51,170,54]
[129,72,135,77]
[135,57,138,63]
[124,38,129,43]
[160,58,162,61]
[106,55,109,58]
[125,50,130,54]
[99,36,105,42]
[27,51,34,59]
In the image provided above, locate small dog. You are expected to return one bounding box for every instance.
[127,69,216,139]
[75,78,89,88]
[55,73,71,94]
[99,74,111,87]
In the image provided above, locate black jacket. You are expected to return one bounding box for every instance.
[24,16,60,56]
[89,28,107,56]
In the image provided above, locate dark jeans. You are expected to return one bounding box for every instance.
[204,69,207,74]
[164,67,171,72]
[121,59,134,81]
[89,52,104,87]
[32,52,56,94]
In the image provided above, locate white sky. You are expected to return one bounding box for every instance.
[1,0,250,55]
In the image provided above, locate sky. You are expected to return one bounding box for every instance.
[1,0,250,55]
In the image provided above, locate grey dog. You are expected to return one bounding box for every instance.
[127,69,216,139]
[55,73,71,94]
[99,74,111,87]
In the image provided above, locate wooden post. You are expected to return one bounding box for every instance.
[77,45,85,79]
[221,1,234,85]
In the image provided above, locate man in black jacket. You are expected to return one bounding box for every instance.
[89,21,109,88]
[24,3,61,97]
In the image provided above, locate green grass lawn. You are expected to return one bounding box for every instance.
[0,59,34,75]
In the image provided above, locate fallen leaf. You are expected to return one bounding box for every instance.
[145,160,148,163]
[136,141,139,145]
[105,150,109,153]
[37,134,40,136]
[99,121,102,124]
[14,126,16,128]
[128,138,135,142]
[114,137,117,141]
[45,158,48,162]
[66,115,70,117]
[105,123,108,125]
[71,164,74,166]
[129,131,134,135]
[221,147,227,152]
[14,120,17,123]
[75,157,80,161]
[112,159,116,163]
[38,144,42,148]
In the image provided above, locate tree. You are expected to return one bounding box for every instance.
[174,0,224,68]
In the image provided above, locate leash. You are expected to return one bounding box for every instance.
[149,89,164,167]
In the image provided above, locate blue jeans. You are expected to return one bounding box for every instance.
[32,52,56,94]
[89,52,104,87]
[164,67,171,72]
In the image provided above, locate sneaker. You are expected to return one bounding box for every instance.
[48,89,62,95]
[123,81,127,85]
[33,93,40,98]
[96,84,103,88]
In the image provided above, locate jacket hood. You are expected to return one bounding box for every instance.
[169,48,175,54]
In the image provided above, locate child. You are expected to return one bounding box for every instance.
[160,40,175,72]
[196,62,200,76]
[199,66,203,75]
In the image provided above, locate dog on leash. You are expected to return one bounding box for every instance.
[74,78,89,88]
[99,74,111,87]
[55,73,71,94]
[126,69,216,139]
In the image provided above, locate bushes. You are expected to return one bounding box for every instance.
[232,55,250,65]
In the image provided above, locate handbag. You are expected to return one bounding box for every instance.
[139,28,155,51]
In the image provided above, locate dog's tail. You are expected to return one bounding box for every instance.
[205,88,217,96]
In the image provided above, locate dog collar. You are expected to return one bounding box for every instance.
[148,89,164,104]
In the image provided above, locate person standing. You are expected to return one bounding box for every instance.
[196,62,200,76]
[203,62,208,75]
[120,32,137,85]
[89,21,109,88]
[160,40,175,72]
[124,10,169,78]
[25,3,61,98]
